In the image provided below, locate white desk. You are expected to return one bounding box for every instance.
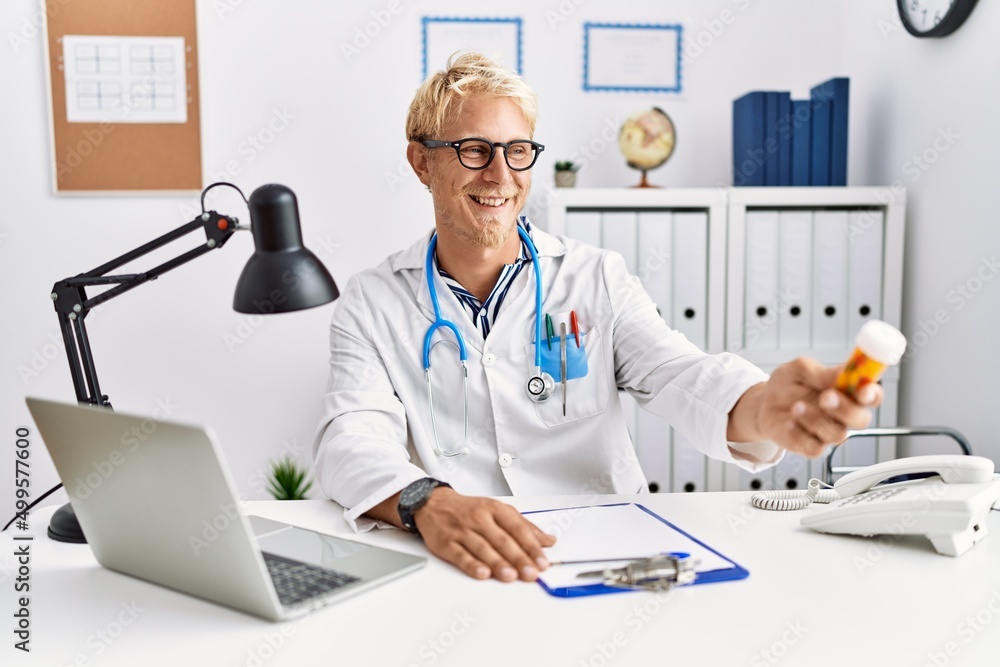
[5,494,1000,667]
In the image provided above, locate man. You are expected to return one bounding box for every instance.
[313,53,879,584]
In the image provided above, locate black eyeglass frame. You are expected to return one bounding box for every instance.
[420,137,545,171]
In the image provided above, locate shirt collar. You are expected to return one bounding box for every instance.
[390,216,567,273]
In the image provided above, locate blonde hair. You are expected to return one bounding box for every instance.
[405,52,538,142]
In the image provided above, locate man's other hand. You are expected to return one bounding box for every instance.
[415,487,556,582]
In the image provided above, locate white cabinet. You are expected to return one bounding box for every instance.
[547,187,906,493]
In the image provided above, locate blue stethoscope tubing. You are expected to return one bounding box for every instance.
[423,224,547,457]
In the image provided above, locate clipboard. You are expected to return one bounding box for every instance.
[523,503,749,598]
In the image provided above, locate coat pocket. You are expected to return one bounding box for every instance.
[524,324,610,427]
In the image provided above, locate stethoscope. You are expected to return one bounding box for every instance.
[423,224,555,457]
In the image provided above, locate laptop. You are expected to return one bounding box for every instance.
[26,397,426,621]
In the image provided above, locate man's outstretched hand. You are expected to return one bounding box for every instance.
[730,358,883,458]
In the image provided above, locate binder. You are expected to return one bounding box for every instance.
[809,83,833,186]
[775,92,792,186]
[634,212,673,494]
[566,211,601,247]
[671,212,708,350]
[637,211,673,321]
[636,408,670,493]
[738,465,773,492]
[764,92,780,186]
[790,99,812,186]
[811,211,849,348]
[671,428,706,493]
[601,211,639,273]
[817,77,850,186]
[772,451,810,492]
[777,210,813,349]
[525,503,749,597]
[733,91,766,186]
[847,209,884,336]
[743,210,780,350]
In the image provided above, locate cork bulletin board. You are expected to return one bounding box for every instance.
[45,0,202,193]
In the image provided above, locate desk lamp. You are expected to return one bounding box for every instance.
[43,182,339,543]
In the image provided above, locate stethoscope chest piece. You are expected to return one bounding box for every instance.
[526,370,555,402]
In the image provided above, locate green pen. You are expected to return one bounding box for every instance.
[545,313,555,350]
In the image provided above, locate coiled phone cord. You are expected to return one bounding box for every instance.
[750,478,840,511]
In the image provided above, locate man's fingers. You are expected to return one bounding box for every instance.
[416,494,557,583]
[532,524,557,548]
[781,358,842,391]
[434,529,515,581]
[435,540,495,581]
[425,507,538,582]
[791,400,847,448]
[855,383,883,407]
[818,389,875,430]
[459,528,524,582]
[494,509,554,574]
[782,419,827,458]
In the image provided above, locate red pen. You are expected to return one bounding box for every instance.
[570,311,581,348]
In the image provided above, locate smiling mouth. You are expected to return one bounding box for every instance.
[469,194,511,208]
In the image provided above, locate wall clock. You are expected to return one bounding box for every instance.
[897,0,979,37]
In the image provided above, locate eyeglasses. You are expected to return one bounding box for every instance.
[420,137,545,171]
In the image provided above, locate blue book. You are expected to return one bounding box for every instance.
[790,99,812,186]
[732,91,766,186]
[809,82,834,186]
[820,77,850,186]
[775,92,792,186]
[763,92,779,186]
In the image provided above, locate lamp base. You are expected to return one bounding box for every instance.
[48,503,87,543]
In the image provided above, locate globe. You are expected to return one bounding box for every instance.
[618,107,676,187]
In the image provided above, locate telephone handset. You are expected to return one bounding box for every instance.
[752,455,1000,557]
[832,454,995,496]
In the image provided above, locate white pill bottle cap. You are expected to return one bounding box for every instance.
[855,320,907,366]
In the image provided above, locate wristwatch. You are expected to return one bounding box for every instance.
[397,478,451,537]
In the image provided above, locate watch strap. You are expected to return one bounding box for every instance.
[398,478,451,536]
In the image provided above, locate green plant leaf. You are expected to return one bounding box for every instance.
[266,457,314,501]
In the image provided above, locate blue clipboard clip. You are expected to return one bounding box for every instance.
[575,553,699,592]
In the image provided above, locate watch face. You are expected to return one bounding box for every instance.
[400,478,431,507]
[898,0,978,37]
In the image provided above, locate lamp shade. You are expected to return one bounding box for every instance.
[233,184,339,314]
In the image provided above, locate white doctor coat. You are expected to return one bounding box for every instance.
[313,226,779,531]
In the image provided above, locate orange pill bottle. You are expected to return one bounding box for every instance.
[835,320,907,398]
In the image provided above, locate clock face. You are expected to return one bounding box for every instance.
[897,0,979,37]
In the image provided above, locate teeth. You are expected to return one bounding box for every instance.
[471,195,507,207]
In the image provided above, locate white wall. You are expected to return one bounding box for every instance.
[1,0,995,514]
[840,0,1000,458]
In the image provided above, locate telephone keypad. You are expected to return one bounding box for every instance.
[836,486,905,507]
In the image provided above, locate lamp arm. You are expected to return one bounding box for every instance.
[51,211,241,406]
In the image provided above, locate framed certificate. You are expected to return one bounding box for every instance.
[583,23,683,93]
[422,17,523,79]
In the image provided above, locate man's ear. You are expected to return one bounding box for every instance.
[406,141,432,187]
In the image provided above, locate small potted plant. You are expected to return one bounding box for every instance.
[266,457,314,500]
[554,161,578,188]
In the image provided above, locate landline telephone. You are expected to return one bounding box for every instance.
[751,455,1000,557]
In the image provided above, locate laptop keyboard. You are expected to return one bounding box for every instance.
[262,551,361,607]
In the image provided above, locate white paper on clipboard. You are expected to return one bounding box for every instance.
[525,503,732,590]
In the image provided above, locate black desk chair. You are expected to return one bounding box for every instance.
[823,426,973,486]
